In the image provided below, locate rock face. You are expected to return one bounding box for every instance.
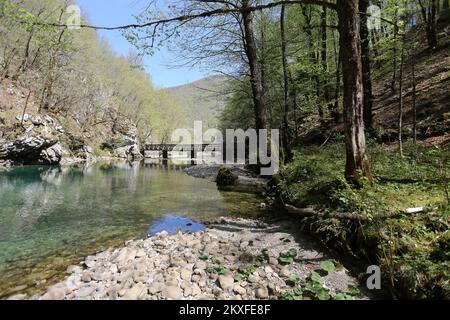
[113,144,142,160]
[113,127,143,161]
[0,136,62,165]
[0,115,65,165]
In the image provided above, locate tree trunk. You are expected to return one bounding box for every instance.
[444,0,449,9]
[242,0,267,131]
[337,0,372,185]
[359,0,374,131]
[280,4,293,163]
[321,6,333,121]
[21,90,32,127]
[259,11,269,126]
[398,45,405,158]
[419,0,439,48]
[302,6,323,122]
[391,20,399,93]
[332,29,341,123]
[429,0,438,48]
[412,58,417,144]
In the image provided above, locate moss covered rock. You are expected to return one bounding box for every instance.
[216,167,238,187]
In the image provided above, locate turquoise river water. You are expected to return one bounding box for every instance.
[0,160,265,298]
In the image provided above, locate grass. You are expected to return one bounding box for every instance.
[272,140,449,299]
[274,140,449,215]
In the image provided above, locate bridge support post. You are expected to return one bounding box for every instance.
[162,150,169,159]
[222,142,227,164]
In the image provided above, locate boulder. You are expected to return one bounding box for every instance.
[31,116,44,126]
[216,167,238,187]
[40,143,63,165]
[218,275,234,291]
[16,114,29,123]
[113,144,143,160]
[0,135,62,165]
[163,286,183,300]
[122,283,148,300]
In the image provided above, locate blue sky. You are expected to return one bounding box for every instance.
[76,0,207,88]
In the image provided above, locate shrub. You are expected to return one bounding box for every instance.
[216,167,238,187]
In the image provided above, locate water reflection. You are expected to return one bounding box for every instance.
[0,161,264,297]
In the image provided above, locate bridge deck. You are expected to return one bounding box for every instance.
[144,144,223,152]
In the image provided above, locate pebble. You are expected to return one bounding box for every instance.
[148,282,163,295]
[7,294,27,300]
[180,269,192,281]
[255,287,269,299]
[218,275,234,291]
[36,218,365,301]
[122,283,148,300]
[248,274,260,283]
[233,285,246,295]
[41,287,65,300]
[163,286,183,300]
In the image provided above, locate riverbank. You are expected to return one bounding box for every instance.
[184,164,269,193]
[11,217,367,300]
[271,142,450,299]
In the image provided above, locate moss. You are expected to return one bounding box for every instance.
[216,167,238,187]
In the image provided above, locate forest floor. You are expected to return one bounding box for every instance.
[272,140,449,299]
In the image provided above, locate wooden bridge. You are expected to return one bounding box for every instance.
[143,144,224,160]
[142,142,251,161]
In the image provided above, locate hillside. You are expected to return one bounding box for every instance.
[372,12,450,143]
[0,0,184,165]
[166,75,230,128]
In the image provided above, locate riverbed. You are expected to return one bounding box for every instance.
[0,160,266,298]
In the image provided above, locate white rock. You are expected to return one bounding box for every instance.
[163,286,183,300]
[218,275,234,291]
[112,247,136,264]
[7,294,27,300]
[180,269,192,281]
[233,285,246,296]
[195,261,207,270]
[66,265,82,274]
[148,282,163,295]
[41,287,65,300]
[122,283,148,300]
[191,284,202,297]
[248,274,260,283]
[255,287,269,299]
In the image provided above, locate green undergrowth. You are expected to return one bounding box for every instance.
[271,140,449,299]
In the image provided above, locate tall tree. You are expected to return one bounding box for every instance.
[359,0,374,131]
[337,0,372,185]
[419,0,439,48]
[242,0,268,131]
[320,5,333,122]
[280,4,293,162]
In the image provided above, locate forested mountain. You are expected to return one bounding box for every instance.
[0,0,185,164]
[167,75,229,128]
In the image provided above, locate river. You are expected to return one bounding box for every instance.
[0,160,265,298]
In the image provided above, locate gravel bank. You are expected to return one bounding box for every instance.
[21,218,368,301]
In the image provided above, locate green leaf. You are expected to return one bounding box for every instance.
[320,260,336,274]
[346,285,360,296]
[334,292,354,300]
[310,271,322,283]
